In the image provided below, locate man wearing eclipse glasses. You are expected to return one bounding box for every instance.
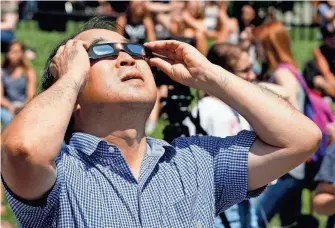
[1,17,321,227]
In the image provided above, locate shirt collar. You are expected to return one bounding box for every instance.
[69,132,107,156]
[69,132,174,157]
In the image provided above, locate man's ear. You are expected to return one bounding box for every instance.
[73,103,81,113]
[71,103,81,132]
[73,103,81,123]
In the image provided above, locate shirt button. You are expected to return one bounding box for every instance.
[109,147,115,153]
[195,221,202,228]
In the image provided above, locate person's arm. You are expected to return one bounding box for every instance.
[116,15,127,36]
[145,40,321,191]
[313,47,335,96]
[144,15,156,42]
[0,13,18,30]
[313,182,335,216]
[257,82,290,101]
[25,68,37,101]
[182,11,206,32]
[1,40,90,200]
[272,68,301,109]
[145,2,173,13]
[314,47,335,83]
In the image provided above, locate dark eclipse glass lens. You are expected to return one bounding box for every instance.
[93,45,115,56]
[126,44,145,56]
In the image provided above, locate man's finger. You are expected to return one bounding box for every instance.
[144,40,183,51]
[148,58,173,77]
[55,45,65,56]
[151,50,176,61]
[73,40,91,50]
[49,62,58,79]
[65,39,75,50]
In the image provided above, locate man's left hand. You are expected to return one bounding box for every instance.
[144,40,214,90]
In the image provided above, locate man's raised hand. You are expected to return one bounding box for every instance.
[144,40,214,90]
[49,39,91,90]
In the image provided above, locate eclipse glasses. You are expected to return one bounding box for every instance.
[87,42,174,62]
[88,43,154,60]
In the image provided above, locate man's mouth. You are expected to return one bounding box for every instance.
[120,71,144,82]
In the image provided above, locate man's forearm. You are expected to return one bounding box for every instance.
[204,65,319,149]
[2,75,81,163]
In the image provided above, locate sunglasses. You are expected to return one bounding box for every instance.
[87,42,154,60]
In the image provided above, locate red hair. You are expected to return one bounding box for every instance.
[253,21,296,71]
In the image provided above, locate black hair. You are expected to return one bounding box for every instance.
[207,43,245,73]
[41,16,119,143]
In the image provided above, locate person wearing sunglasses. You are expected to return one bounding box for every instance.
[1,17,321,227]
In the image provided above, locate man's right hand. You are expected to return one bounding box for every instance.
[1,39,92,201]
[49,39,90,90]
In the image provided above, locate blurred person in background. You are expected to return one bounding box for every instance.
[239,4,256,32]
[1,185,13,228]
[1,1,19,51]
[203,1,220,33]
[312,32,335,99]
[184,43,289,228]
[95,0,114,15]
[1,40,36,129]
[117,1,156,44]
[145,0,184,39]
[170,1,207,55]
[253,21,308,228]
[313,125,335,228]
[318,0,335,36]
[212,2,239,44]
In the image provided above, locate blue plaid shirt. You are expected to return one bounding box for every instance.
[4,130,263,227]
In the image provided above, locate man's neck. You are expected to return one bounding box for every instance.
[76,105,152,179]
[104,129,147,180]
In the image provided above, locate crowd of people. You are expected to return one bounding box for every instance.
[1,1,335,228]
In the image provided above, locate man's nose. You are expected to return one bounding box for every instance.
[116,51,136,67]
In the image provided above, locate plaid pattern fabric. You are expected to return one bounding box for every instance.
[4,130,262,228]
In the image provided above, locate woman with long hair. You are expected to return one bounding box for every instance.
[254,21,304,110]
[116,0,156,43]
[1,40,36,128]
[253,21,307,228]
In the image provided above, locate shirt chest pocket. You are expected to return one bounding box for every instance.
[165,193,198,227]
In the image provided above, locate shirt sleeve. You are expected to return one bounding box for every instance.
[2,149,65,228]
[315,141,335,184]
[182,130,262,214]
[212,130,265,214]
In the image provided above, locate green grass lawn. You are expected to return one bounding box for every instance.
[1,21,330,227]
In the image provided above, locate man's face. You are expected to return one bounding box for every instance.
[75,29,157,110]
